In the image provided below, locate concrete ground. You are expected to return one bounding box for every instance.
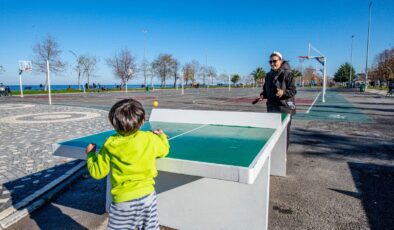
[1,87,393,230]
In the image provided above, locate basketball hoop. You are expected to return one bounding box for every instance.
[19,61,32,73]
[18,60,32,98]
[298,56,311,60]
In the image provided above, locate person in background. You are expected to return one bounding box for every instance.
[253,51,297,148]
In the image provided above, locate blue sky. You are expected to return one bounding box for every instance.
[0,0,393,85]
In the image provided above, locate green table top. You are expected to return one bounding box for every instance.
[59,121,275,167]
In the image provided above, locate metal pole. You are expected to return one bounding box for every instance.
[228,74,231,91]
[19,70,24,98]
[322,57,327,103]
[142,30,147,87]
[46,60,52,105]
[300,59,304,87]
[349,35,354,87]
[365,0,372,90]
[181,71,184,95]
[205,49,208,88]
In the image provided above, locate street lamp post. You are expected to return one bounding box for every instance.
[142,30,148,87]
[69,50,82,90]
[349,35,354,87]
[364,0,372,90]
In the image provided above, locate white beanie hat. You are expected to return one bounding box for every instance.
[271,51,283,60]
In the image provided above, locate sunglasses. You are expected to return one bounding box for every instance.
[269,59,280,64]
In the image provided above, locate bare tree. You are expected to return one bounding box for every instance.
[199,65,208,86]
[0,65,4,74]
[182,63,193,86]
[191,60,200,84]
[218,73,229,84]
[147,65,155,88]
[182,61,199,86]
[172,59,180,88]
[32,35,67,91]
[372,47,394,84]
[140,59,150,87]
[106,48,137,90]
[152,54,175,87]
[81,55,99,89]
[70,54,84,90]
[206,66,217,86]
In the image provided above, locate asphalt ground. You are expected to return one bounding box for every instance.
[1,87,393,230]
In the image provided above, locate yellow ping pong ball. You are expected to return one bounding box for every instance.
[153,101,159,107]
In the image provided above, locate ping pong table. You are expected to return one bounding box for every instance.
[53,109,290,230]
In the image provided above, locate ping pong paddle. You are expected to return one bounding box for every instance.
[252,98,261,104]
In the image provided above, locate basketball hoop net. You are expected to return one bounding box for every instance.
[19,61,32,73]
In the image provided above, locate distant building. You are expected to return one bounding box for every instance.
[354,73,366,84]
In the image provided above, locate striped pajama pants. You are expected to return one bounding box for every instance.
[108,192,159,230]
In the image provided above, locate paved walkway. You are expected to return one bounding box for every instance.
[366,88,392,96]
[0,103,110,227]
[295,90,371,122]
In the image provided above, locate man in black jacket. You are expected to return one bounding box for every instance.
[253,51,297,147]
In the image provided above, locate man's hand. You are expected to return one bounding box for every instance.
[86,143,96,154]
[252,96,264,104]
[276,88,284,98]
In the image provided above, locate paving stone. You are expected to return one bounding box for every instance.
[0,104,109,212]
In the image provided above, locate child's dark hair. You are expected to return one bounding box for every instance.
[108,99,145,135]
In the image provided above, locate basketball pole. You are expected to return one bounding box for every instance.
[228,74,231,92]
[364,0,372,91]
[18,69,24,98]
[322,57,327,103]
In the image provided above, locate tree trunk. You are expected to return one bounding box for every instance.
[87,74,90,89]
[78,71,81,90]
[44,72,48,91]
[173,76,177,88]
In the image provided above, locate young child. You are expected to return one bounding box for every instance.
[85,98,169,230]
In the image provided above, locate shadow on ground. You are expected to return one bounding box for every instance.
[331,162,394,230]
[291,128,394,161]
[1,161,82,212]
[7,169,107,230]
[291,128,394,230]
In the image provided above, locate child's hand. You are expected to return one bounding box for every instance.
[86,143,96,154]
[152,129,164,135]
[152,129,170,139]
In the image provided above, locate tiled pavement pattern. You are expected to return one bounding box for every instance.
[0,103,111,214]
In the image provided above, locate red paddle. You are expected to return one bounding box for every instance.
[252,98,261,104]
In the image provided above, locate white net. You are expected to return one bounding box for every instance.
[19,61,32,72]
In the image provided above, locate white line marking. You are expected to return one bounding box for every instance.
[306,92,321,114]
[168,124,209,141]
